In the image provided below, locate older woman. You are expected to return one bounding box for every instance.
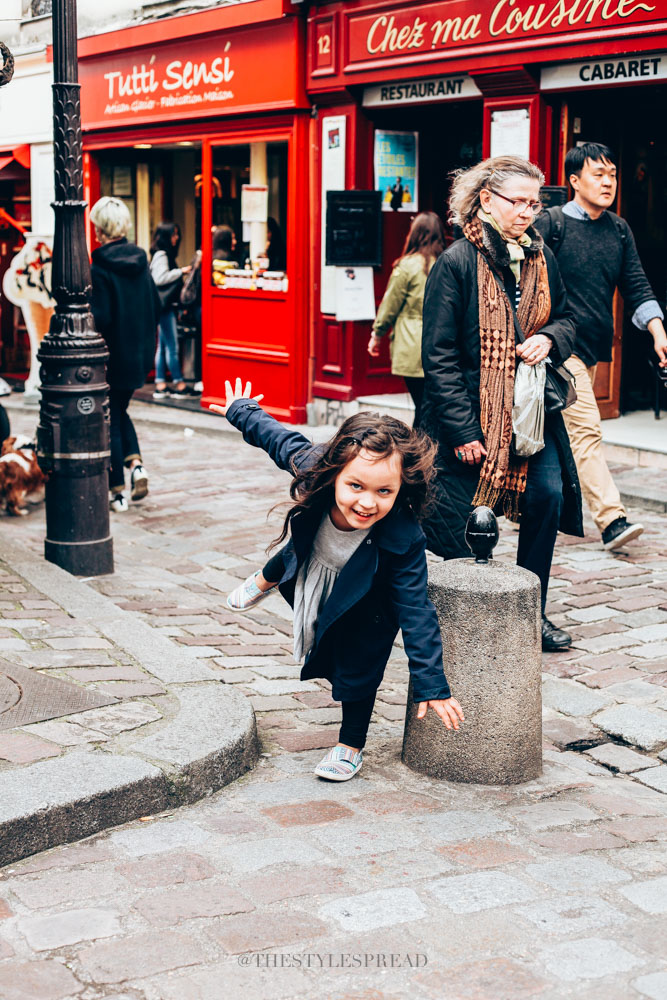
[420,156,583,652]
[90,196,158,512]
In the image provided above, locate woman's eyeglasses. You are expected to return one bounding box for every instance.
[489,190,542,215]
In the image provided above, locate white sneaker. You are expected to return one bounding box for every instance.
[314,746,363,781]
[109,494,128,513]
[130,465,149,501]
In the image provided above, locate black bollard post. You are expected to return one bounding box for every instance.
[36,0,113,576]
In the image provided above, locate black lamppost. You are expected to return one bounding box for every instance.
[37,0,113,575]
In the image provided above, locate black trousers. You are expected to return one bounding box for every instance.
[404,376,424,428]
[109,388,141,492]
[516,425,564,614]
[262,549,286,582]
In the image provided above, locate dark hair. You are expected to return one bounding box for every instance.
[396,211,446,271]
[212,225,235,259]
[151,221,180,268]
[565,143,616,180]
[272,411,438,547]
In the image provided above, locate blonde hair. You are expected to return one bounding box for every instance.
[448,156,545,228]
[90,196,131,240]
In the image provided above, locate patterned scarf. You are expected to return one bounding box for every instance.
[462,216,551,520]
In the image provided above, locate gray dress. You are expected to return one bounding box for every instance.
[293,513,371,662]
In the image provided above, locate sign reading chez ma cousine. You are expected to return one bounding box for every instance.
[79,21,299,129]
[346,0,664,66]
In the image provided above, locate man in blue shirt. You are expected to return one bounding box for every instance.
[536,143,667,551]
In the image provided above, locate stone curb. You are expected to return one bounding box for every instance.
[0,534,259,867]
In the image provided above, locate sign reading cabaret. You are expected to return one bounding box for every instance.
[541,50,667,88]
[79,21,298,128]
[347,0,663,65]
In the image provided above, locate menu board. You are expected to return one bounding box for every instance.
[325,190,382,268]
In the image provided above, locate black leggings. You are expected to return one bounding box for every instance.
[339,692,376,749]
[262,549,286,582]
[262,549,377,749]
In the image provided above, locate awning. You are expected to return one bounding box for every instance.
[0,144,31,174]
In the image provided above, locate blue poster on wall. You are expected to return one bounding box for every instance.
[374,130,419,213]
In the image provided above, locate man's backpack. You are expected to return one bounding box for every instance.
[541,204,627,256]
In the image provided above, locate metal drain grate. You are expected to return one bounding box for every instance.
[0,660,117,732]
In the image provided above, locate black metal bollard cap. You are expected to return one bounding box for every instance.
[465,506,499,563]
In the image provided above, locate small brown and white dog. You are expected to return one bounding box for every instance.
[0,436,46,516]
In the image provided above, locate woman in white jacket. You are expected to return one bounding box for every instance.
[149,222,191,399]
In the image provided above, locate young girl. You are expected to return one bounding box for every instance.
[210,379,464,781]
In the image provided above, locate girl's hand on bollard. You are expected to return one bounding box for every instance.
[416,697,464,730]
[208,378,264,417]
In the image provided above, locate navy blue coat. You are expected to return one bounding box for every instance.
[227,399,452,704]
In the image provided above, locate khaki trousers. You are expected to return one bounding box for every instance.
[561,355,625,534]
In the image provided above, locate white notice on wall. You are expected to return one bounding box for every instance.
[241,185,268,223]
[321,115,347,315]
[334,267,376,323]
[490,109,531,160]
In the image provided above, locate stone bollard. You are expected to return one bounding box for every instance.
[402,507,542,785]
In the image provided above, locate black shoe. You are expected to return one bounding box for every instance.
[602,517,644,551]
[542,615,572,652]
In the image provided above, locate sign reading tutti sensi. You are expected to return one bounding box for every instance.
[363,74,481,107]
[542,51,667,90]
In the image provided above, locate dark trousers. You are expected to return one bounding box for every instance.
[517,425,564,614]
[109,388,141,493]
[404,376,424,428]
[339,692,376,749]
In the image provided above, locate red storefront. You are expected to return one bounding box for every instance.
[307,0,667,419]
[77,0,311,422]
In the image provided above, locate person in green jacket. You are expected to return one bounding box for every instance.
[368,211,446,426]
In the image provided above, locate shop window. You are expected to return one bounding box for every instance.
[211,140,288,292]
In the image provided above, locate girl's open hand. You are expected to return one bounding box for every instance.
[208,378,264,417]
[416,697,464,730]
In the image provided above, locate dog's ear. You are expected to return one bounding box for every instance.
[1,437,16,455]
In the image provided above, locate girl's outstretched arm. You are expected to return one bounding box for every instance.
[210,378,316,474]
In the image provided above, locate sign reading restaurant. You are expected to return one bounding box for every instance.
[363,74,481,106]
[346,0,663,66]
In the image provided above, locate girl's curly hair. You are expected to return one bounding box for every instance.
[272,411,438,547]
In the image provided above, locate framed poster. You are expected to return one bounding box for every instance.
[241,185,268,223]
[374,130,418,212]
[325,190,382,268]
[540,186,568,210]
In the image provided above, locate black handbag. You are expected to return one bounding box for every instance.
[157,275,183,311]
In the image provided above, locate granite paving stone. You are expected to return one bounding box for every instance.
[593,704,667,751]
[585,743,660,773]
[17,907,122,950]
[426,871,538,913]
[525,855,631,890]
[633,972,667,1000]
[318,887,426,931]
[633,764,667,793]
[541,936,644,981]
[516,895,627,935]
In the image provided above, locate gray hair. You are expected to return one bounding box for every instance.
[90,196,131,240]
[448,156,545,228]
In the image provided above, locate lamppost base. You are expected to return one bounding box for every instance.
[44,536,114,577]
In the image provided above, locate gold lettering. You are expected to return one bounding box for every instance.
[367,15,387,54]
[489,0,509,35]
[431,16,463,46]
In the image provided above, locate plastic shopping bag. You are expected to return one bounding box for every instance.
[512,360,546,457]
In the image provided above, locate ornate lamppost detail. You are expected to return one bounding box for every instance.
[36,0,113,575]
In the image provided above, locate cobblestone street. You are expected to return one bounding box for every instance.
[0,404,666,999]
